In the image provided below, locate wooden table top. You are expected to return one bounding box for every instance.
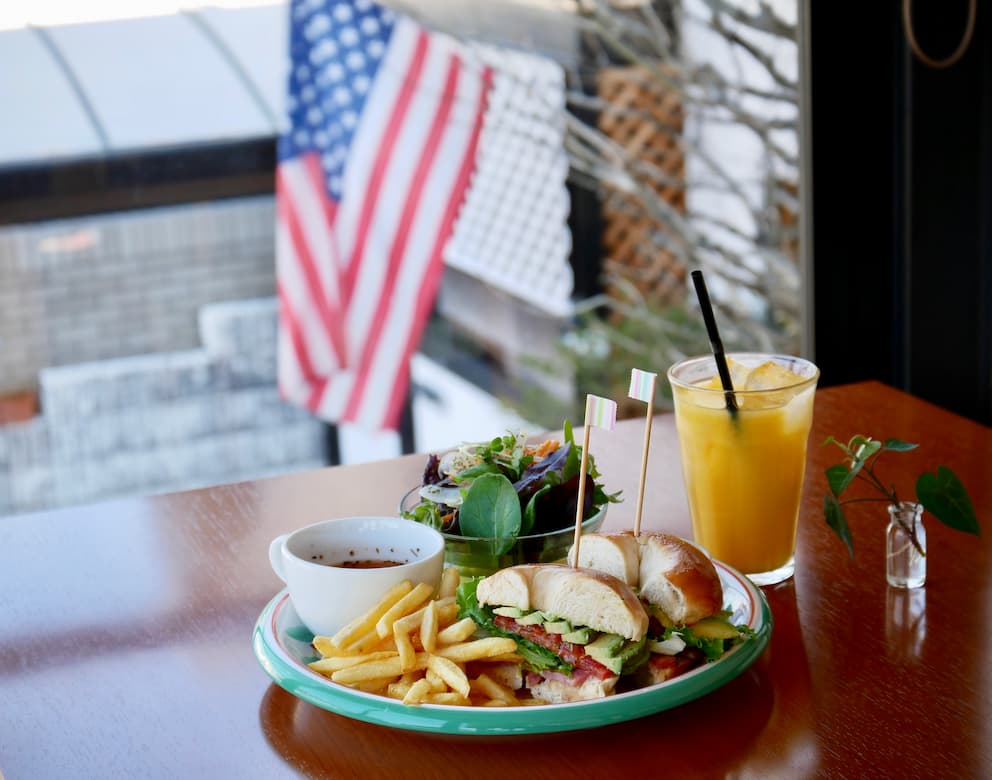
[1,381,989,779]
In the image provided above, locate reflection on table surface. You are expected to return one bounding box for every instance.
[1,381,990,779]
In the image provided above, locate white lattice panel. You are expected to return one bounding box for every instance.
[445,44,573,317]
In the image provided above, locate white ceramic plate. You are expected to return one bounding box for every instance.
[253,560,771,735]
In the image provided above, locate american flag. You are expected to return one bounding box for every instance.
[277,0,492,431]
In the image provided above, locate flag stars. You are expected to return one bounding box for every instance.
[345,50,366,70]
[332,2,353,22]
[334,86,352,106]
[304,13,331,42]
[367,39,384,58]
[360,16,379,36]
[339,26,359,46]
[341,111,358,129]
[353,75,370,94]
[325,63,345,83]
[309,38,337,65]
[307,106,324,126]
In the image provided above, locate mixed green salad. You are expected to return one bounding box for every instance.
[402,422,621,544]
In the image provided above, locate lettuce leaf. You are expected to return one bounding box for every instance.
[658,622,754,663]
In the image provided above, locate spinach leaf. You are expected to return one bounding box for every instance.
[522,484,552,536]
[458,473,521,542]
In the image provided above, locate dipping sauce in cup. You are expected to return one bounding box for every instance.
[268,516,445,636]
[667,353,819,586]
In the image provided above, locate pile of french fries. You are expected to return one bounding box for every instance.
[308,568,540,706]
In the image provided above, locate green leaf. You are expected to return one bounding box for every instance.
[825,463,852,497]
[458,473,522,544]
[521,484,551,536]
[882,439,918,452]
[823,492,855,558]
[848,435,881,464]
[451,461,502,481]
[916,466,980,535]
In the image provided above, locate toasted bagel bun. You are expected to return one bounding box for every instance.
[569,531,723,625]
[566,531,639,585]
[476,563,648,641]
[638,532,723,625]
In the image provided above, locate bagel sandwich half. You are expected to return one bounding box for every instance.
[457,563,650,703]
[569,531,751,685]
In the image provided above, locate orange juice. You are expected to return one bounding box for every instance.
[667,354,818,585]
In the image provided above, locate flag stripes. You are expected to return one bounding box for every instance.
[584,394,617,431]
[276,2,492,431]
[628,368,657,403]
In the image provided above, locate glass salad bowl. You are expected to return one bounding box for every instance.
[399,487,608,577]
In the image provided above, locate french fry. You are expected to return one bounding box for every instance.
[375,582,434,638]
[331,580,413,647]
[426,692,470,706]
[482,653,523,664]
[439,567,460,599]
[350,677,394,694]
[312,636,349,657]
[308,578,541,708]
[437,602,459,626]
[469,673,517,704]
[425,668,447,693]
[436,617,476,645]
[387,680,413,700]
[402,677,433,705]
[347,627,389,654]
[309,651,397,674]
[331,653,428,685]
[393,624,417,672]
[435,637,518,663]
[428,655,470,698]
[420,600,439,653]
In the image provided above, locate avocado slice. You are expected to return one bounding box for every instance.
[561,627,595,645]
[543,619,573,635]
[691,616,741,640]
[514,611,546,625]
[492,606,526,618]
[585,633,625,656]
[584,645,624,675]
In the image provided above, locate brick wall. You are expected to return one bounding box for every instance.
[0,298,325,516]
[0,196,277,395]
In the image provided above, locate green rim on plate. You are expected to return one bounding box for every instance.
[252,560,772,735]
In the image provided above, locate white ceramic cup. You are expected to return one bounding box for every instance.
[268,516,445,637]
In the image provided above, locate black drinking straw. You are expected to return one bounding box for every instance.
[690,270,738,413]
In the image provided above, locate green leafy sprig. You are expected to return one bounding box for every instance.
[822,434,980,558]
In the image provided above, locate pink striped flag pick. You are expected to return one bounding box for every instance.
[627,368,657,536]
[628,368,657,403]
[584,394,617,431]
[574,393,617,565]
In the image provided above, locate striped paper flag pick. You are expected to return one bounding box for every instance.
[585,394,617,431]
[628,368,657,403]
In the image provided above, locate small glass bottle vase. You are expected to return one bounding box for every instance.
[886,502,927,588]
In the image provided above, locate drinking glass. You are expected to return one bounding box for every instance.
[667,353,819,586]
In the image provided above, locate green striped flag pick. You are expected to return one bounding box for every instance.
[585,394,617,431]
[628,368,657,403]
